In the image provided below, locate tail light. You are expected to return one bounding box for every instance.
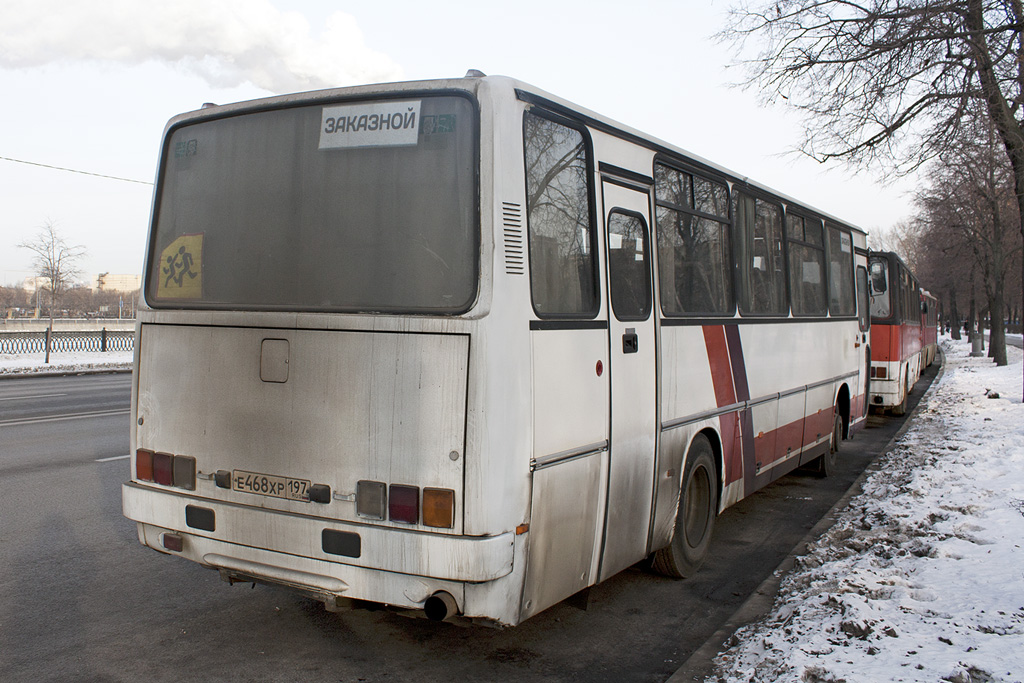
[423,488,455,528]
[136,449,196,491]
[356,480,387,520]
[154,452,173,486]
[161,533,183,552]
[356,481,456,527]
[388,485,419,524]
[136,449,154,481]
[173,456,196,490]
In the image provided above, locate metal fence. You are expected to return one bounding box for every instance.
[0,329,134,355]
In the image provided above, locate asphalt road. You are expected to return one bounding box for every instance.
[0,365,937,682]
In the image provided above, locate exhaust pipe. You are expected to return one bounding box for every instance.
[424,591,458,621]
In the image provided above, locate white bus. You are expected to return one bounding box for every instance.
[122,73,870,627]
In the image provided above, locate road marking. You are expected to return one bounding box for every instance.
[0,408,130,427]
[0,393,68,402]
[96,454,132,462]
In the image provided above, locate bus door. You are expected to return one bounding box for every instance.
[598,179,658,580]
[856,261,871,422]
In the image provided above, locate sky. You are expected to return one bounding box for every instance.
[0,0,919,287]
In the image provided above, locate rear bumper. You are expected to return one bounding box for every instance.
[870,377,901,407]
[123,481,514,609]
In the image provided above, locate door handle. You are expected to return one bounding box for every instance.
[622,330,639,354]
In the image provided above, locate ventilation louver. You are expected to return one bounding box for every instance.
[502,202,525,275]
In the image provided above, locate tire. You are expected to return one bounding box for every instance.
[815,412,842,477]
[651,435,718,579]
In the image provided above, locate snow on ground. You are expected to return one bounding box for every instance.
[710,336,1024,683]
[0,350,132,376]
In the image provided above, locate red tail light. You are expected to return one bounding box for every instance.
[136,449,154,481]
[153,452,173,486]
[389,485,419,524]
[161,533,183,552]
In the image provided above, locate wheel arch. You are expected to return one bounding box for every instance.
[693,426,724,512]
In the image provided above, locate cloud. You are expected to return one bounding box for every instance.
[0,0,403,93]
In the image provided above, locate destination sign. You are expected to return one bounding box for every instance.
[319,100,421,149]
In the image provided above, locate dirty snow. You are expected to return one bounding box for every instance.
[0,350,132,376]
[710,336,1024,683]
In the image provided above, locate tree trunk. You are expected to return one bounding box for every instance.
[950,286,961,340]
[966,0,1024,395]
[989,291,1007,365]
[968,277,977,342]
[977,308,986,351]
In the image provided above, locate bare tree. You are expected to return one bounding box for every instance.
[0,285,29,318]
[914,118,1022,363]
[721,0,1024,394]
[18,221,86,363]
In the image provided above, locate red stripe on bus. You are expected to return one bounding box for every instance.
[702,325,743,486]
[703,325,736,407]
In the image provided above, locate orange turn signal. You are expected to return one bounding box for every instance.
[422,488,455,529]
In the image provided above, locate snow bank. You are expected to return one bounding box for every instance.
[0,351,132,376]
[710,337,1024,683]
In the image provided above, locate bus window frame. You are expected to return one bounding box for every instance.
[143,89,483,316]
[784,209,829,319]
[732,186,789,318]
[606,208,654,323]
[522,107,601,321]
[652,156,736,319]
[825,222,857,318]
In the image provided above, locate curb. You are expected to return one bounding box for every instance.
[667,350,947,683]
[0,367,132,380]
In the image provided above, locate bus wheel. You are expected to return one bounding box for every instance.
[815,412,842,477]
[651,435,717,579]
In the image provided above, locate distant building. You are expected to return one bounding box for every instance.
[92,273,142,293]
[21,276,51,295]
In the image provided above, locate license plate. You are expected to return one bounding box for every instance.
[232,470,311,501]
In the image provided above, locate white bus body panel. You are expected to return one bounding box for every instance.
[135,323,468,525]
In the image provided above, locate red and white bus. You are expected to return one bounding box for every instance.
[122,74,870,626]
[868,251,933,414]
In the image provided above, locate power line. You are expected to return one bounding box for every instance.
[1,155,152,186]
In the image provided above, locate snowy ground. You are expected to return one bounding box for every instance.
[0,350,132,376]
[710,336,1024,683]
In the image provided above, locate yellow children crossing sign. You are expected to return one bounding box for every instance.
[157,234,203,299]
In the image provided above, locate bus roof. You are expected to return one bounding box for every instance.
[168,72,869,238]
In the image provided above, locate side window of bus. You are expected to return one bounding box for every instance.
[869,258,891,318]
[654,163,733,316]
[904,272,920,326]
[898,268,908,324]
[785,214,827,316]
[607,211,652,321]
[826,224,856,316]
[523,111,598,317]
[857,265,870,332]
[733,192,786,315]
